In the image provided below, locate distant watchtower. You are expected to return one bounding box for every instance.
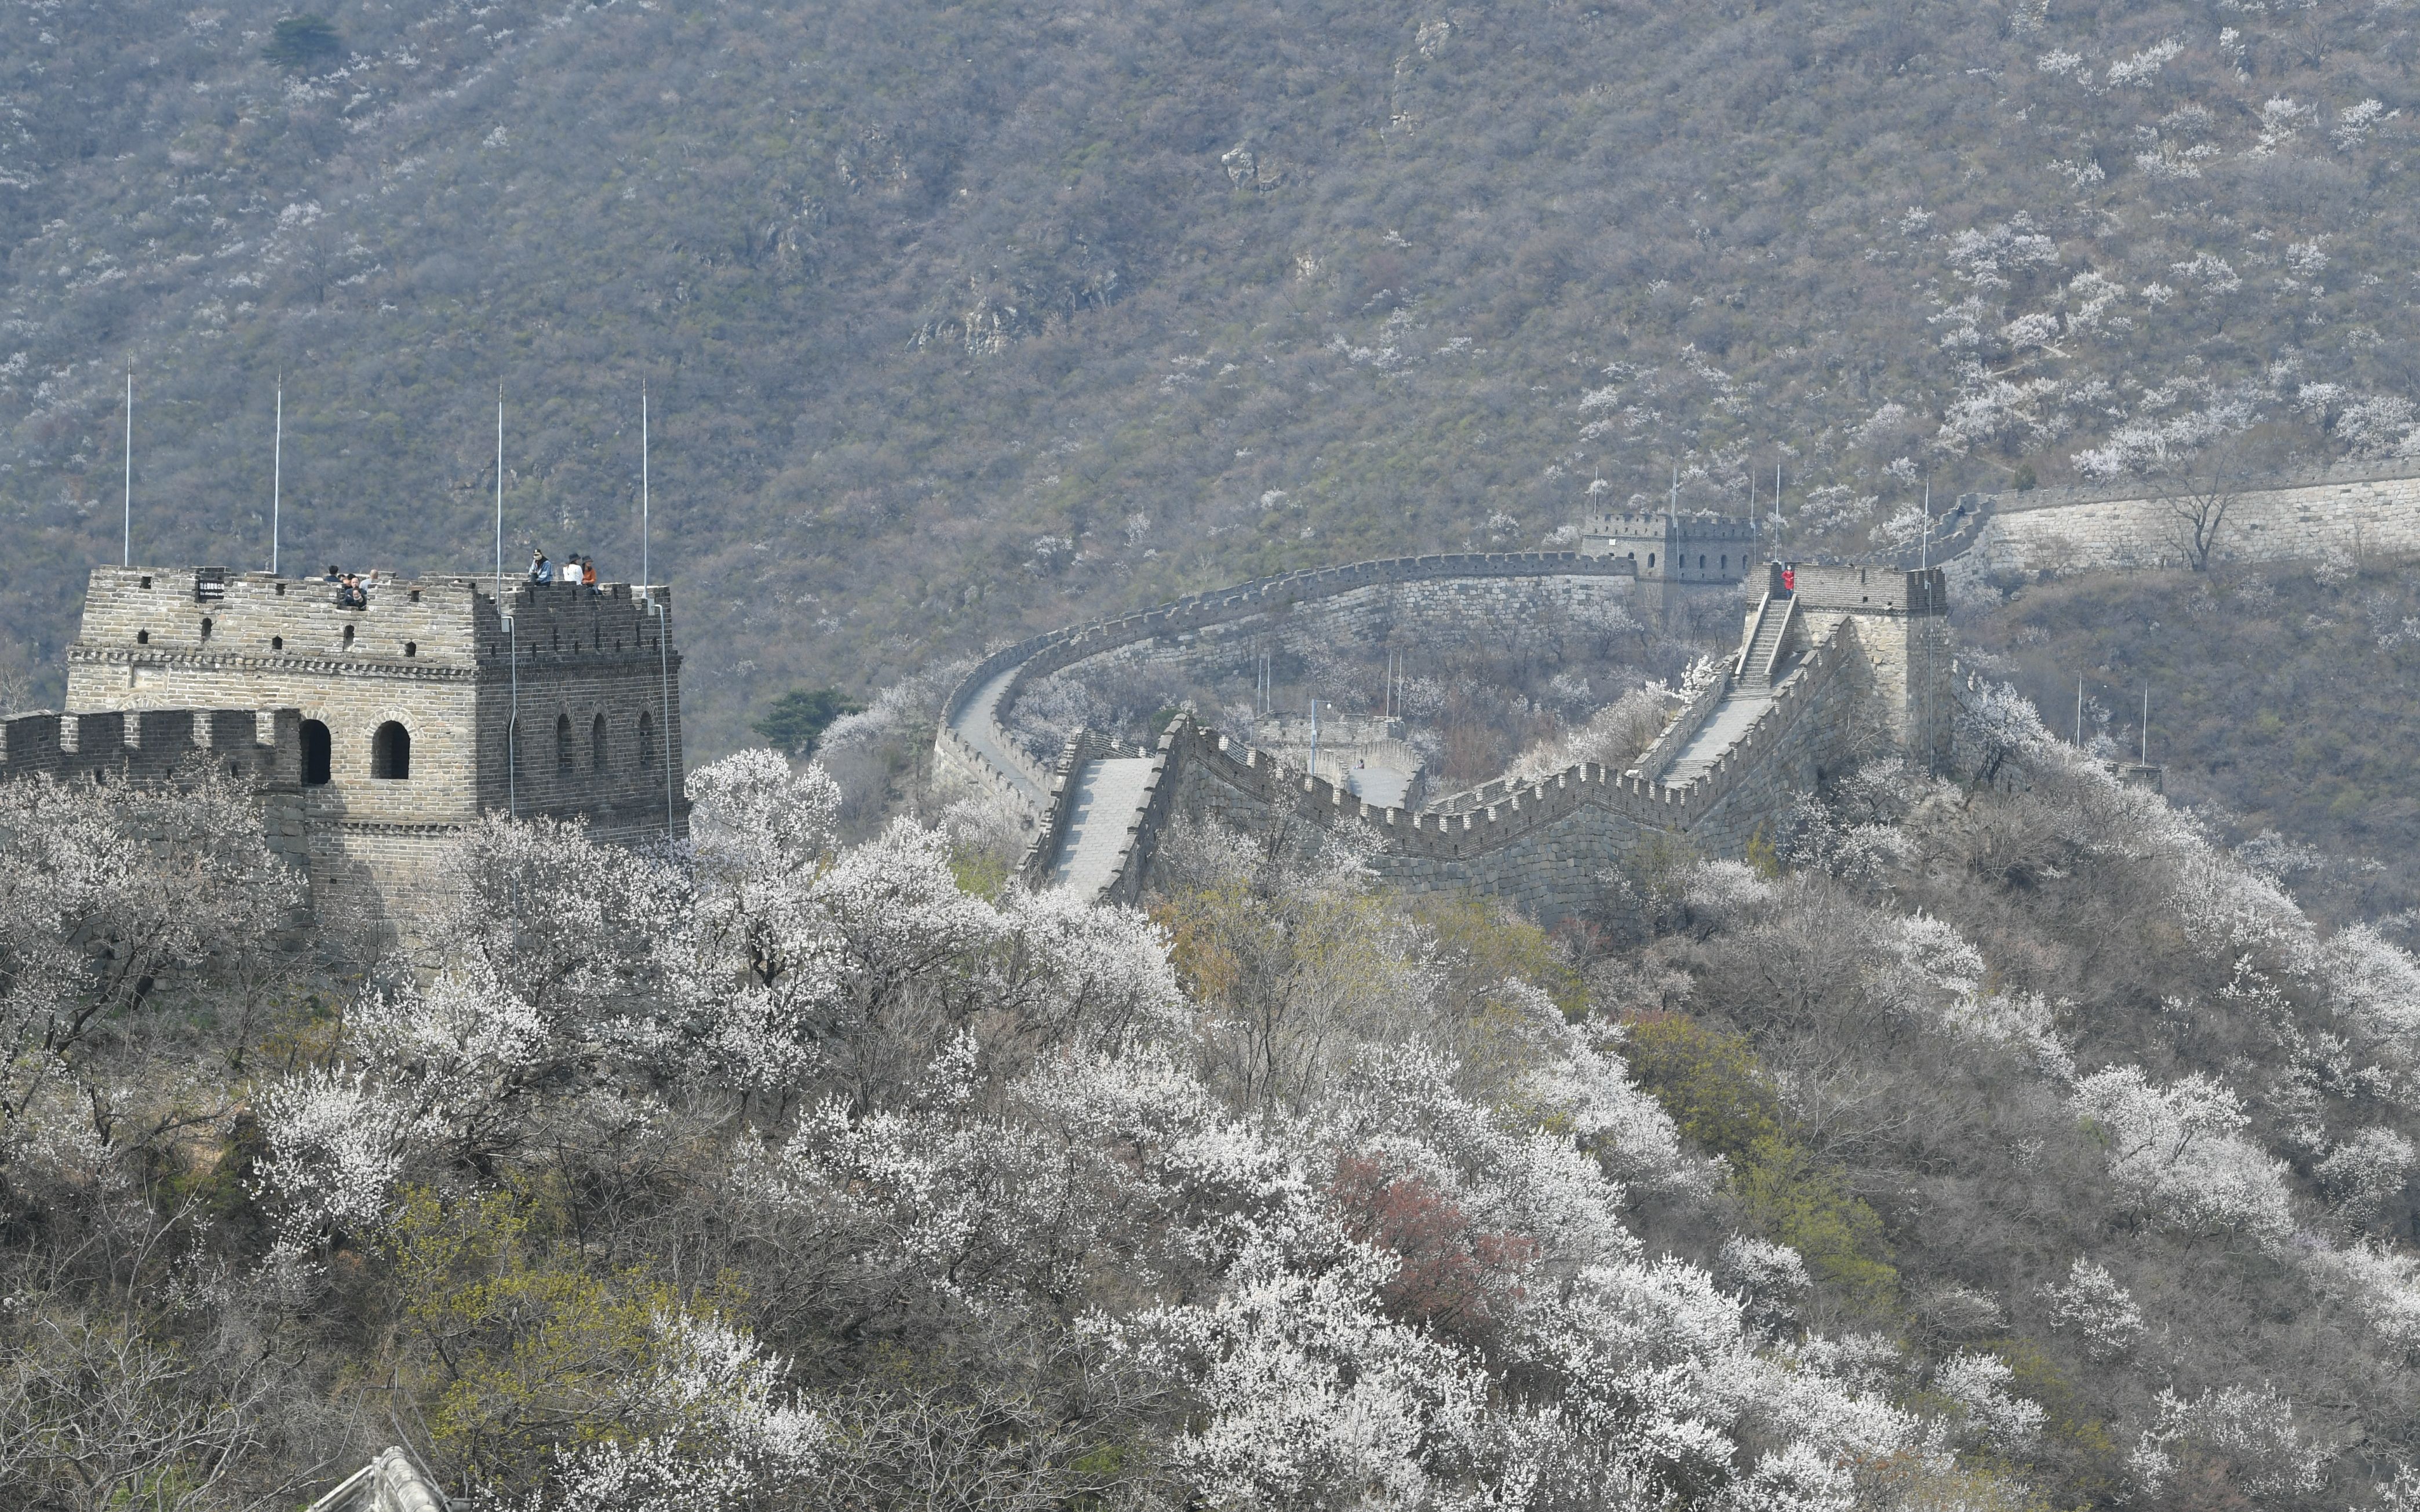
[1579,509,1758,613]
[1773,562,1954,772]
[64,567,687,928]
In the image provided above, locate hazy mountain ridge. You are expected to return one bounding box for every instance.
[7,0,2420,753]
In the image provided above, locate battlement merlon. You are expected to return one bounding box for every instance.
[1579,510,1761,538]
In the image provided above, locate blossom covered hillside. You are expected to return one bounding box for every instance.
[3,688,2419,1507]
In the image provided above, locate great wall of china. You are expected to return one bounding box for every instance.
[1947,458,2420,578]
[938,459,2420,922]
[935,553,1952,925]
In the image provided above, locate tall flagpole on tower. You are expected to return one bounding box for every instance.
[122,365,132,567]
[271,376,283,576]
[499,382,518,819]
[646,382,677,844]
[640,381,650,599]
[494,385,505,598]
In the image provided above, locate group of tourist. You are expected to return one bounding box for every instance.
[323,565,377,609]
[307,552,599,611]
[527,550,600,593]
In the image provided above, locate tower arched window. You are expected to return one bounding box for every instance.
[639,710,657,770]
[556,714,575,773]
[591,713,609,773]
[371,721,411,780]
[300,720,331,786]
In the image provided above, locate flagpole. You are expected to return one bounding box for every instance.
[640,381,650,598]
[499,383,516,820]
[642,381,675,841]
[494,386,505,598]
[271,376,283,575]
[122,366,132,567]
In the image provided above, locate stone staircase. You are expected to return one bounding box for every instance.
[1736,594,1796,688]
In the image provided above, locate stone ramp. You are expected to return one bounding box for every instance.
[1661,689,1776,787]
[1048,757,1157,897]
[956,663,1047,810]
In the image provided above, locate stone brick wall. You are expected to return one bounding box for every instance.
[0,705,298,787]
[947,554,1951,925]
[1791,567,1952,771]
[1580,510,1760,586]
[0,705,314,868]
[1954,468,2420,578]
[471,581,687,845]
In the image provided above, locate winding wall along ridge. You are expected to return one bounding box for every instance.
[939,552,1932,917]
[935,551,1640,824]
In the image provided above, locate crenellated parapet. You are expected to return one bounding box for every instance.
[0,706,301,788]
[1157,613,1860,852]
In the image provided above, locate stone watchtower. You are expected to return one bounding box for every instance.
[1774,563,1954,772]
[1579,509,1759,615]
[64,566,687,927]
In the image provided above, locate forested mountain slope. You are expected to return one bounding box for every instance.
[10,714,2420,1509]
[8,0,2420,749]
[1961,560,2420,927]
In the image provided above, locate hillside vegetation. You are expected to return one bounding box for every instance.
[9,0,2420,747]
[1959,560,2420,925]
[8,705,2420,1507]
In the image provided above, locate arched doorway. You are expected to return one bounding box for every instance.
[300,720,331,786]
